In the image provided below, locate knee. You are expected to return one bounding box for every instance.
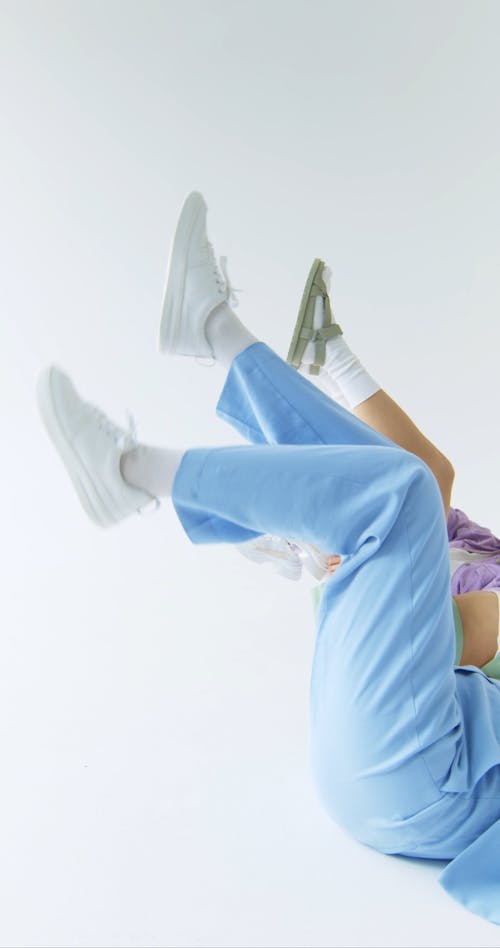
[398,452,446,517]
[441,456,455,485]
[397,445,454,487]
[434,454,455,492]
[413,454,455,518]
[398,449,439,488]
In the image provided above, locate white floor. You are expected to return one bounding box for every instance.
[2,2,500,944]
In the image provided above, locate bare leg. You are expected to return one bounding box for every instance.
[454,591,499,667]
[296,265,455,516]
[353,390,455,518]
[344,392,497,671]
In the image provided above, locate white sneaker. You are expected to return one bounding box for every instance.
[237,535,303,581]
[159,190,236,359]
[236,535,330,582]
[37,366,159,527]
[294,541,331,581]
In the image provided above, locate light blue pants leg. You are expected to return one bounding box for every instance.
[215,341,393,449]
[172,343,500,874]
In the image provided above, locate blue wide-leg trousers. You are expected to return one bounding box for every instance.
[172,342,500,922]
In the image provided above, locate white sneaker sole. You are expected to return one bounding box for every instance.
[159,190,206,354]
[36,367,117,528]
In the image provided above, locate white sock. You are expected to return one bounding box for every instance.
[322,335,381,409]
[120,444,184,497]
[315,370,350,409]
[299,362,350,409]
[301,267,380,409]
[205,303,258,367]
[299,281,349,409]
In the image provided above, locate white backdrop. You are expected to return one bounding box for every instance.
[1,1,500,945]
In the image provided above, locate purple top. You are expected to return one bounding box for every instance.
[447,507,500,595]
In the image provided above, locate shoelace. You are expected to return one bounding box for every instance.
[203,238,242,308]
[88,403,137,448]
[121,414,161,515]
[218,255,241,309]
[196,247,242,369]
[88,404,160,515]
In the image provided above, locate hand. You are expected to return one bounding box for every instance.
[326,555,342,575]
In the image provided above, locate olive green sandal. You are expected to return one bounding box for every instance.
[286,257,343,375]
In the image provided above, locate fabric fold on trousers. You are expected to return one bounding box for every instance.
[171,341,500,927]
[216,341,394,449]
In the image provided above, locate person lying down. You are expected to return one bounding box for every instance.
[37,191,500,926]
[237,260,500,680]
